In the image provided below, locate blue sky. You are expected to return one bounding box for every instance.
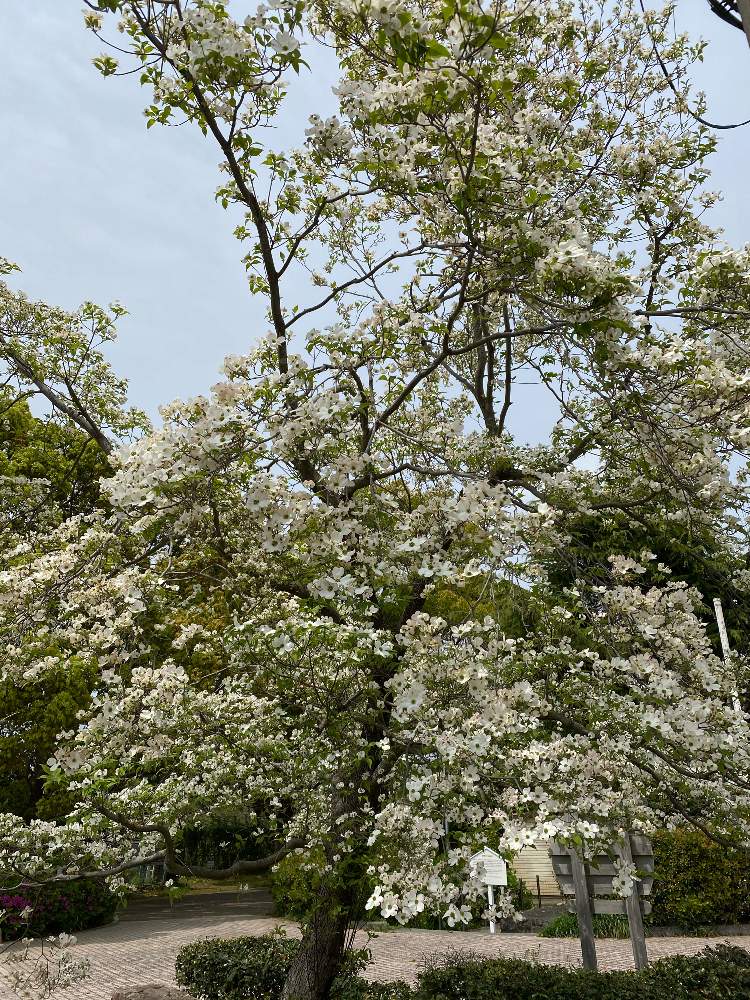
[1,2,749,441]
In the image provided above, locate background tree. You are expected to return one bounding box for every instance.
[0,393,110,820]
[542,507,750,659]
[0,259,146,455]
[0,262,147,827]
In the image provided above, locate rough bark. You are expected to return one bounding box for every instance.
[280,901,351,1000]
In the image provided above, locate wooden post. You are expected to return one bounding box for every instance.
[569,848,597,971]
[619,836,648,970]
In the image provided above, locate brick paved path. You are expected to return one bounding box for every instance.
[2,915,749,999]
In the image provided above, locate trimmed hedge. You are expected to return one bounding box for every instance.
[0,878,118,939]
[176,933,750,1000]
[176,933,298,1000]
[650,829,750,929]
[414,945,750,1000]
[175,933,410,1000]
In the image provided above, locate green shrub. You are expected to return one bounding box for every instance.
[413,944,750,1000]
[331,976,412,1000]
[176,933,298,1000]
[539,912,631,938]
[175,932,411,1000]
[650,829,750,928]
[0,878,118,939]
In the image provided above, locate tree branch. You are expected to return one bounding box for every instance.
[0,342,112,454]
[93,802,306,881]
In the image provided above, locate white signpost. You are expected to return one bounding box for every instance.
[470,847,508,934]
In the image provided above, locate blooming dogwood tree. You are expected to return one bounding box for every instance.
[2,1,750,997]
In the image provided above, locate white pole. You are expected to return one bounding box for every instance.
[714,598,732,661]
[487,883,496,934]
[737,0,750,48]
[714,597,742,712]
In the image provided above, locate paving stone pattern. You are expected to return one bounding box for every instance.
[1,915,749,1000]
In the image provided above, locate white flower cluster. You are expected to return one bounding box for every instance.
[610,858,639,898]
[2,931,89,1000]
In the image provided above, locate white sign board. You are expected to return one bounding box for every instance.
[470,848,508,935]
[470,847,508,886]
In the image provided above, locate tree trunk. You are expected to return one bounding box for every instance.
[281,901,350,1000]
